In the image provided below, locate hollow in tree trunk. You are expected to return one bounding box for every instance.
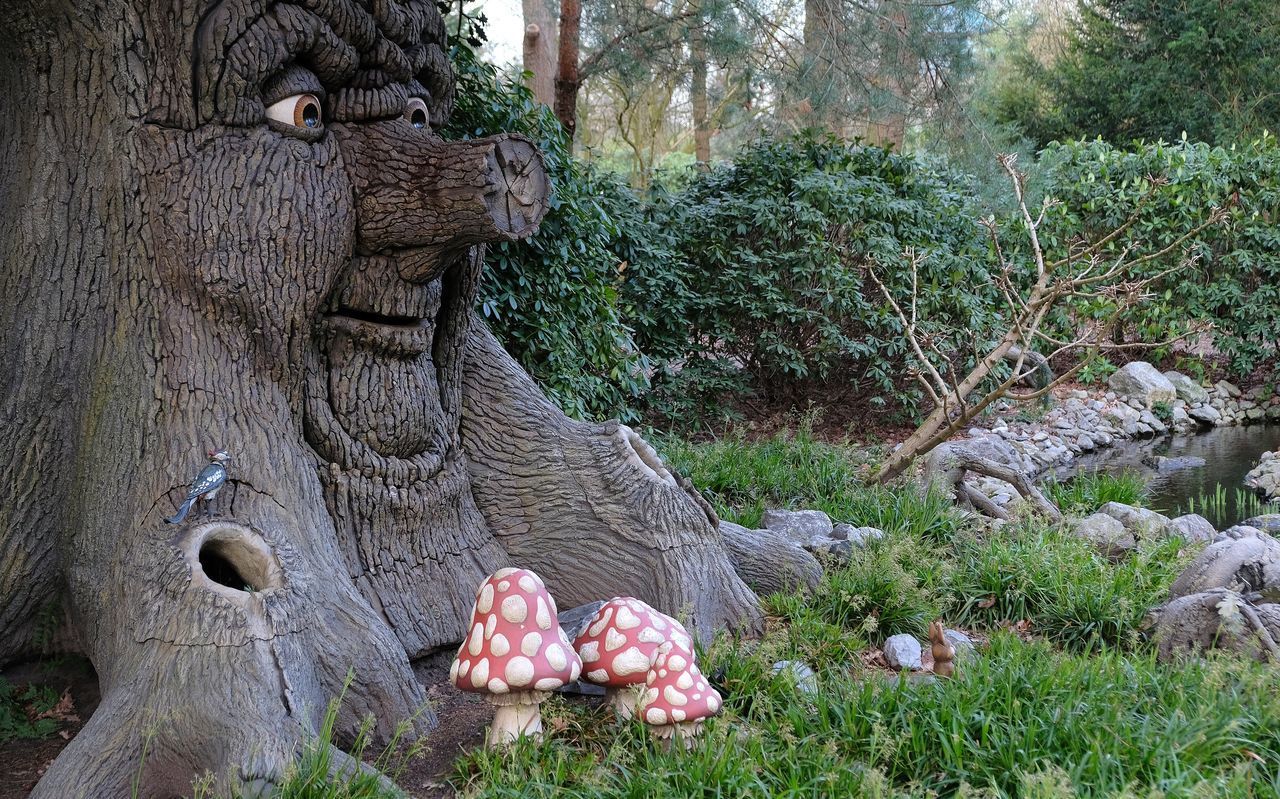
[0,3,768,796]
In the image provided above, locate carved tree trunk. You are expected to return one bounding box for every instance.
[0,2,767,796]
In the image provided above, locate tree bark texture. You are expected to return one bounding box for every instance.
[553,0,582,138]
[689,0,712,166]
[0,2,766,795]
[522,0,558,106]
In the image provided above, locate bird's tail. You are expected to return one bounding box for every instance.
[165,497,195,525]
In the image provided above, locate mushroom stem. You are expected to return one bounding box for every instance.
[486,690,548,747]
[647,720,702,750]
[607,685,644,721]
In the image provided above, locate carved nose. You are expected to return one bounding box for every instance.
[333,123,550,276]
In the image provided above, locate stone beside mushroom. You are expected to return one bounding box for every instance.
[449,567,582,747]
[572,597,694,719]
[638,641,722,748]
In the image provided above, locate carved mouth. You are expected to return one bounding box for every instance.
[324,307,434,356]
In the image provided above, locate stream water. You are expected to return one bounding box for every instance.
[1052,424,1280,529]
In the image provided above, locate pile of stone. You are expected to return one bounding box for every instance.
[955,362,1263,511]
[1245,451,1280,501]
[1070,502,1215,558]
[756,508,885,564]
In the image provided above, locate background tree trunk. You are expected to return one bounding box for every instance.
[522,0,558,106]
[690,0,712,166]
[554,0,583,138]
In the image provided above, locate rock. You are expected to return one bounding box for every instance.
[1170,405,1191,427]
[1167,534,1280,601]
[943,629,976,659]
[1152,455,1207,472]
[1217,525,1266,541]
[771,660,818,695]
[1188,404,1221,424]
[1097,502,1172,537]
[1243,453,1280,501]
[1240,515,1280,535]
[1150,591,1280,663]
[1072,512,1136,557]
[883,634,924,671]
[1162,371,1209,404]
[1267,406,1280,421]
[1167,514,1216,543]
[806,536,855,565]
[1215,380,1242,398]
[761,509,833,544]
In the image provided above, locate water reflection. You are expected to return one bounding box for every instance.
[1052,424,1280,528]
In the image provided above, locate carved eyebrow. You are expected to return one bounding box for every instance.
[261,65,326,107]
[196,4,356,125]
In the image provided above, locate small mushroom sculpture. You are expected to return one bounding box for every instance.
[929,620,955,678]
[449,567,582,747]
[573,597,695,719]
[637,641,721,749]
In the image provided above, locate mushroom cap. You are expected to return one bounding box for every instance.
[449,567,582,696]
[573,597,694,688]
[638,641,721,727]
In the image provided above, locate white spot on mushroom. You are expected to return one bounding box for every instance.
[650,615,668,630]
[645,707,668,725]
[692,693,701,701]
[545,644,567,671]
[578,641,600,662]
[570,659,581,681]
[588,668,609,682]
[612,647,651,676]
[676,671,694,690]
[557,627,572,647]
[604,628,627,652]
[467,623,485,656]
[643,687,658,704]
[536,596,552,630]
[518,574,538,593]
[485,613,497,639]
[487,678,509,694]
[613,606,642,630]
[534,677,563,691]
[587,608,613,637]
[663,685,688,706]
[637,628,664,645]
[658,669,668,678]
[522,631,544,657]
[501,594,528,624]
[505,656,535,687]
[493,567,518,579]
[490,633,510,657]
[449,659,460,683]
[672,708,686,722]
[696,679,708,691]
[477,584,494,614]
[470,658,489,688]
[667,654,688,672]
[458,659,470,678]
[497,580,511,592]
[707,694,720,712]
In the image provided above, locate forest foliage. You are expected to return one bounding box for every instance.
[443,1,1280,424]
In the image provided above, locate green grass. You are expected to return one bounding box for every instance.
[1044,470,1147,515]
[450,433,1264,798]
[1182,484,1279,522]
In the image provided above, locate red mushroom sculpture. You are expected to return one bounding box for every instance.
[638,641,722,748]
[572,597,694,719]
[449,567,582,747]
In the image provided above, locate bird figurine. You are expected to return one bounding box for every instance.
[165,448,230,525]
[929,620,956,678]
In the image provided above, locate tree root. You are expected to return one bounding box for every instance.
[923,443,1061,521]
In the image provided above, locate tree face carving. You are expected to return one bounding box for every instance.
[0,1,781,795]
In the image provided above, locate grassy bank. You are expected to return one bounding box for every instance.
[451,430,1279,798]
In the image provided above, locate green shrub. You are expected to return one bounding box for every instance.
[632,132,1002,418]
[0,677,60,742]
[444,45,653,420]
[1034,136,1280,379]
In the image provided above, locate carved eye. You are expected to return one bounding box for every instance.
[405,97,429,130]
[266,93,323,130]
